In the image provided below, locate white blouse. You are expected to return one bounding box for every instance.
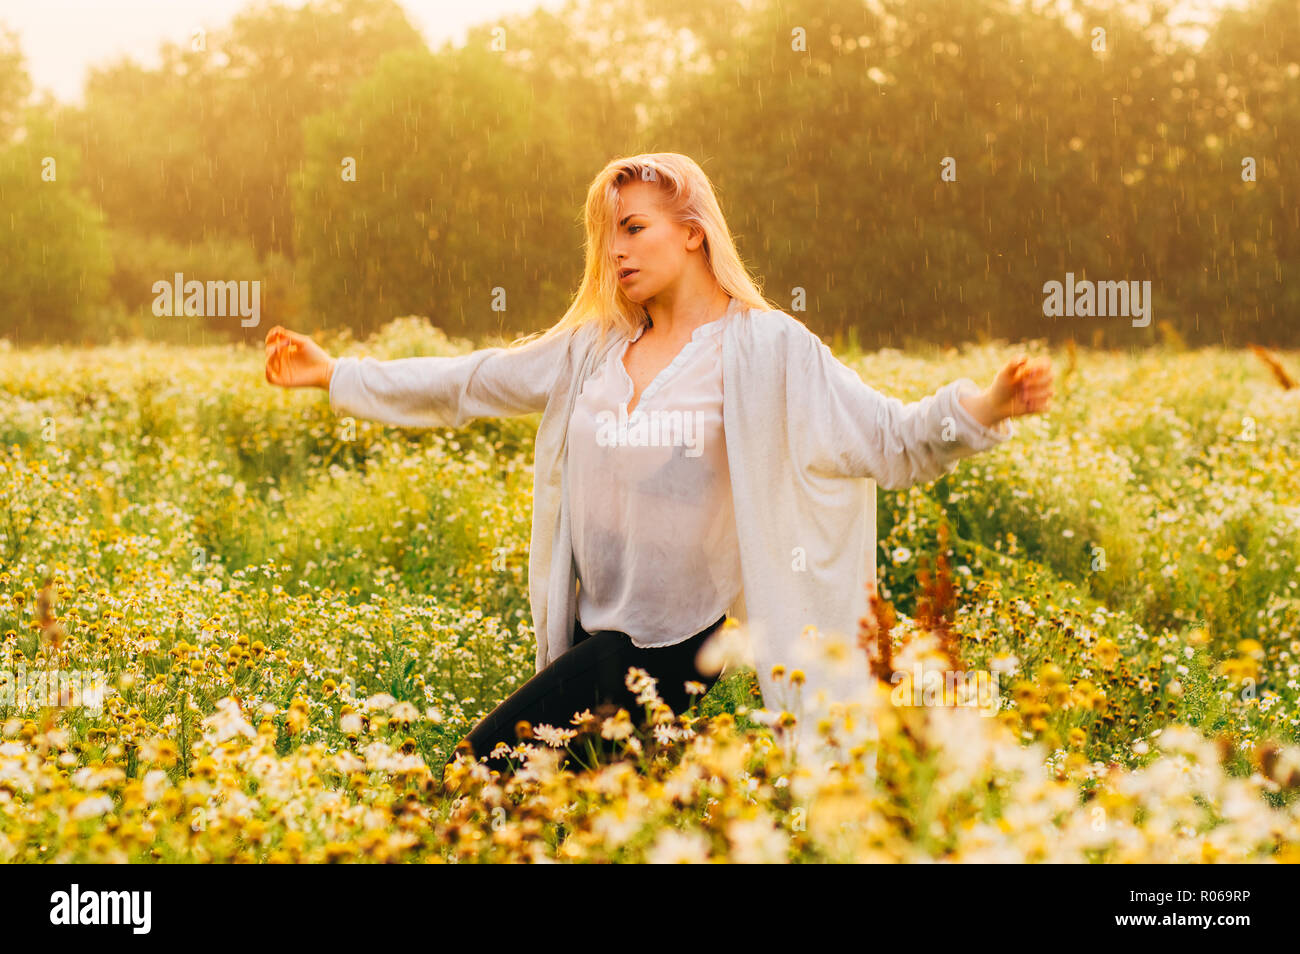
[565,305,742,648]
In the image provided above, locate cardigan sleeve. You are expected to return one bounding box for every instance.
[328,326,576,429]
[789,321,1015,489]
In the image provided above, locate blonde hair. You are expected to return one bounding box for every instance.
[511,152,774,351]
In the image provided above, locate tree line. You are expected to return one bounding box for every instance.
[0,0,1295,349]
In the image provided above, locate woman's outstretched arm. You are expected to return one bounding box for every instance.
[264,325,577,429]
[789,320,1052,489]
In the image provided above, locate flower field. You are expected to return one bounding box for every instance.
[1,320,1298,863]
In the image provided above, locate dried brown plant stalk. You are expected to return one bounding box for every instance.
[859,577,896,682]
[1250,345,1296,390]
[859,522,964,682]
[914,523,961,670]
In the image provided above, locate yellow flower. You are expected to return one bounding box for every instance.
[1093,637,1121,671]
[1038,662,1066,685]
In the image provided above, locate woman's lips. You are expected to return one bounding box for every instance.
[619,269,639,283]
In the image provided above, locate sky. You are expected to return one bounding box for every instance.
[0,0,1256,106]
[0,0,571,105]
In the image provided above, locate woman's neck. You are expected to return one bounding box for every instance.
[641,284,731,340]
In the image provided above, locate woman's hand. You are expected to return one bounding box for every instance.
[956,354,1054,433]
[265,326,336,389]
[989,353,1054,419]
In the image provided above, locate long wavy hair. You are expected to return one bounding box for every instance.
[511,152,774,351]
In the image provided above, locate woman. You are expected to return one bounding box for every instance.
[264,152,1053,782]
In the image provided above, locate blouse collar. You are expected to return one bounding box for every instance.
[630,295,739,345]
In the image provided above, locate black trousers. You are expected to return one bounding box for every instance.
[444,613,727,779]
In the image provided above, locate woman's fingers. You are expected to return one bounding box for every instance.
[1018,371,1051,391]
[1013,357,1047,376]
[1018,384,1054,412]
[265,336,310,387]
[266,326,306,353]
[267,340,290,384]
[1011,359,1053,401]
[1010,356,1055,415]
[1018,381,1052,402]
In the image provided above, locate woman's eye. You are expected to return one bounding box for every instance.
[628,225,643,234]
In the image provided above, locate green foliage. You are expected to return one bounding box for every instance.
[292,43,586,338]
[1,327,1299,861]
[0,114,111,344]
[2,0,1298,348]
[100,228,307,344]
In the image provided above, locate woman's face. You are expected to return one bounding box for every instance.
[611,179,703,304]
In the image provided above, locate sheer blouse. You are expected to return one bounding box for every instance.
[565,307,742,647]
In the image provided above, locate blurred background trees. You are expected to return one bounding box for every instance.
[0,0,1295,348]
